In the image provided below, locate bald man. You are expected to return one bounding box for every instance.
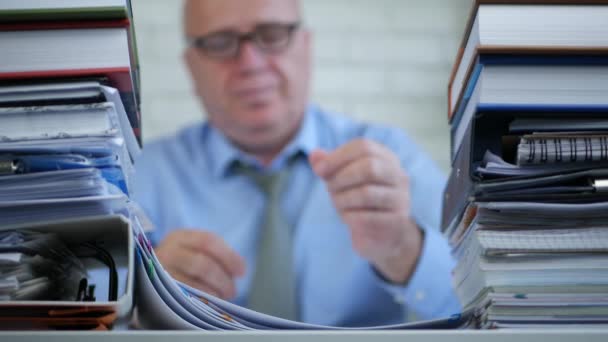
[134,0,460,326]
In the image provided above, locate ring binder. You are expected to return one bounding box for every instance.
[518,134,608,165]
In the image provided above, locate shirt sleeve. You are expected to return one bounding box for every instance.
[373,226,462,320]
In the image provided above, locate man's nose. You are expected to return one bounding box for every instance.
[235,40,268,71]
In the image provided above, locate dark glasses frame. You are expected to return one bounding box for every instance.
[187,22,301,60]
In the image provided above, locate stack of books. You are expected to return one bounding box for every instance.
[0,0,142,330]
[0,0,141,143]
[442,0,608,329]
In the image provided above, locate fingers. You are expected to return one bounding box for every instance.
[309,140,409,213]
[155,230,246,300]
[331,184,403,211]
[325,156,405,193]
[308,149,329,167]
[178,230,246,278]
[161,254,230,299]
[168,246,238,299]
[310,139,398,179]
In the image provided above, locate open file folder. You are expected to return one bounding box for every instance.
[131,220,473,330]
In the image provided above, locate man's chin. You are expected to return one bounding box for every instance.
[236,116,289,149]
[231,126,286,159]
[235,102,284,127]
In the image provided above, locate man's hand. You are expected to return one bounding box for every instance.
[155,230,246,299]
[309,139,423,284]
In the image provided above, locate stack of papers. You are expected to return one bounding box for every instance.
[132,223,473,330]
[445,153,608,329]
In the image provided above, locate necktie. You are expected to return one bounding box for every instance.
[238,161,298,320]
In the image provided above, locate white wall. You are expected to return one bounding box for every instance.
[131,0,472,171]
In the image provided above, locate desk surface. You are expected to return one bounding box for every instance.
[1,330,608,342]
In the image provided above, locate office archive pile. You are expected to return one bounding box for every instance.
[0,0,142,330]
[442,0,608,329]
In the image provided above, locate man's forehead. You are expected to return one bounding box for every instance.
[184,0,301,35]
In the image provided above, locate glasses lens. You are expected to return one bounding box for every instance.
[198,32,238,58]
[254,23,296,52]
[192,23,299,59]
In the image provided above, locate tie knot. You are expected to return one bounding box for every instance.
[234,163,290,199]
[253,170,288,198]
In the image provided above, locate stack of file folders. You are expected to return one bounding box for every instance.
[442,0,608,329]
[0,0,142,330]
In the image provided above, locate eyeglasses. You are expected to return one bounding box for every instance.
[188,22,301,60]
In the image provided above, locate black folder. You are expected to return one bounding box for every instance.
[442,110,608,232]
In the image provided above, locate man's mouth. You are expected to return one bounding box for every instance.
[233,85,275,99]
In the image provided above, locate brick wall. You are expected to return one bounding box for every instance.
[131,0,472,171]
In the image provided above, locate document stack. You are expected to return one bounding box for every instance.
[442,0,608,329]
[0,0,141,330]
[134,235,470,330]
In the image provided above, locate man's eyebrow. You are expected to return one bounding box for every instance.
[187,25,239,37]
[190,20,301,37]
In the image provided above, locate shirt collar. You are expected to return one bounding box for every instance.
[205,105,319,178]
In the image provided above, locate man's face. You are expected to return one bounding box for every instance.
[184,0,312,157]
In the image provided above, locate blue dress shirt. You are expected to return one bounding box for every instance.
[133,105,461,327]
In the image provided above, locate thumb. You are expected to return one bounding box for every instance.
[309,149,330,178]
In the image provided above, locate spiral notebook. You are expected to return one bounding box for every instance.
[517,133,608,165]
